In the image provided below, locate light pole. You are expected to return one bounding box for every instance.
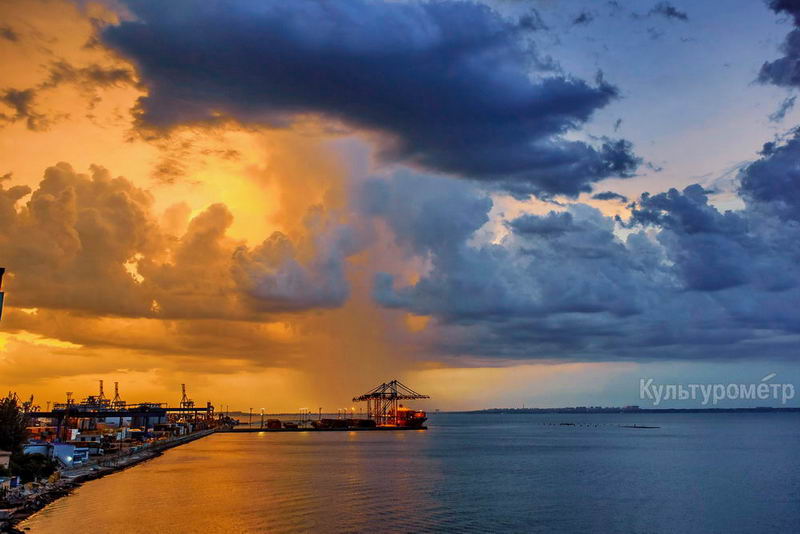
[249,407,253,427]
[260,408,265,429]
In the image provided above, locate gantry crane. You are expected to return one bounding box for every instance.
[352,380,429,426]
[180,384,195,410]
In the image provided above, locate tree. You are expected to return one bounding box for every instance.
[0,393,30,453]
[9,453,57,483]
[0,394,58,482]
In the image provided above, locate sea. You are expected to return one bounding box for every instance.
[20,413,800,533]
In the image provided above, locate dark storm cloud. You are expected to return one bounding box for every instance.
[362,130,800,360]
[506,211,578,235]
[365,172,661,326]
[768,0,800,24]
[759,32,800,87]
[365,174,669,359]
[759,1,800,87]
[739,129,800,220]
[649,2,689,21]
[102,0,639,198]
[592,190,628,202]
[629,185,753,292]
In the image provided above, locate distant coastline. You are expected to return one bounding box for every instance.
[454,407,800,415]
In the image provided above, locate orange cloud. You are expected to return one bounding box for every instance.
[0,0,636,412]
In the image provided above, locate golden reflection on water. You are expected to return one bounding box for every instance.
[21,431,448,534]
[23,414,800,533]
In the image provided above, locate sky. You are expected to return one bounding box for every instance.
[1,0,800,411]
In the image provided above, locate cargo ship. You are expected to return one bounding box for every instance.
[393,405,427,428]
[307,404,426,429]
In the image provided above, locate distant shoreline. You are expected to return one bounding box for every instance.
[450,407,800,415]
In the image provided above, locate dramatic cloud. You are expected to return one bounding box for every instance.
[232,207,364,312]
[102,0,639,198]
[364,138,800,360]
[4,0,800,410]
[739,129,800,221]
[630,186,756,292]
[0,163,361,319]
[367,173,662,327]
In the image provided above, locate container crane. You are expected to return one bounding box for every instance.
[180,384,195,410]
[352,379,429,427]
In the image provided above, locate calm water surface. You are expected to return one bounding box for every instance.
[22,413,800,533]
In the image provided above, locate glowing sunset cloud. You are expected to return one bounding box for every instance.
[1,0,799,410]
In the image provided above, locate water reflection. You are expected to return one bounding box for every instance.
[21,413,800,533]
